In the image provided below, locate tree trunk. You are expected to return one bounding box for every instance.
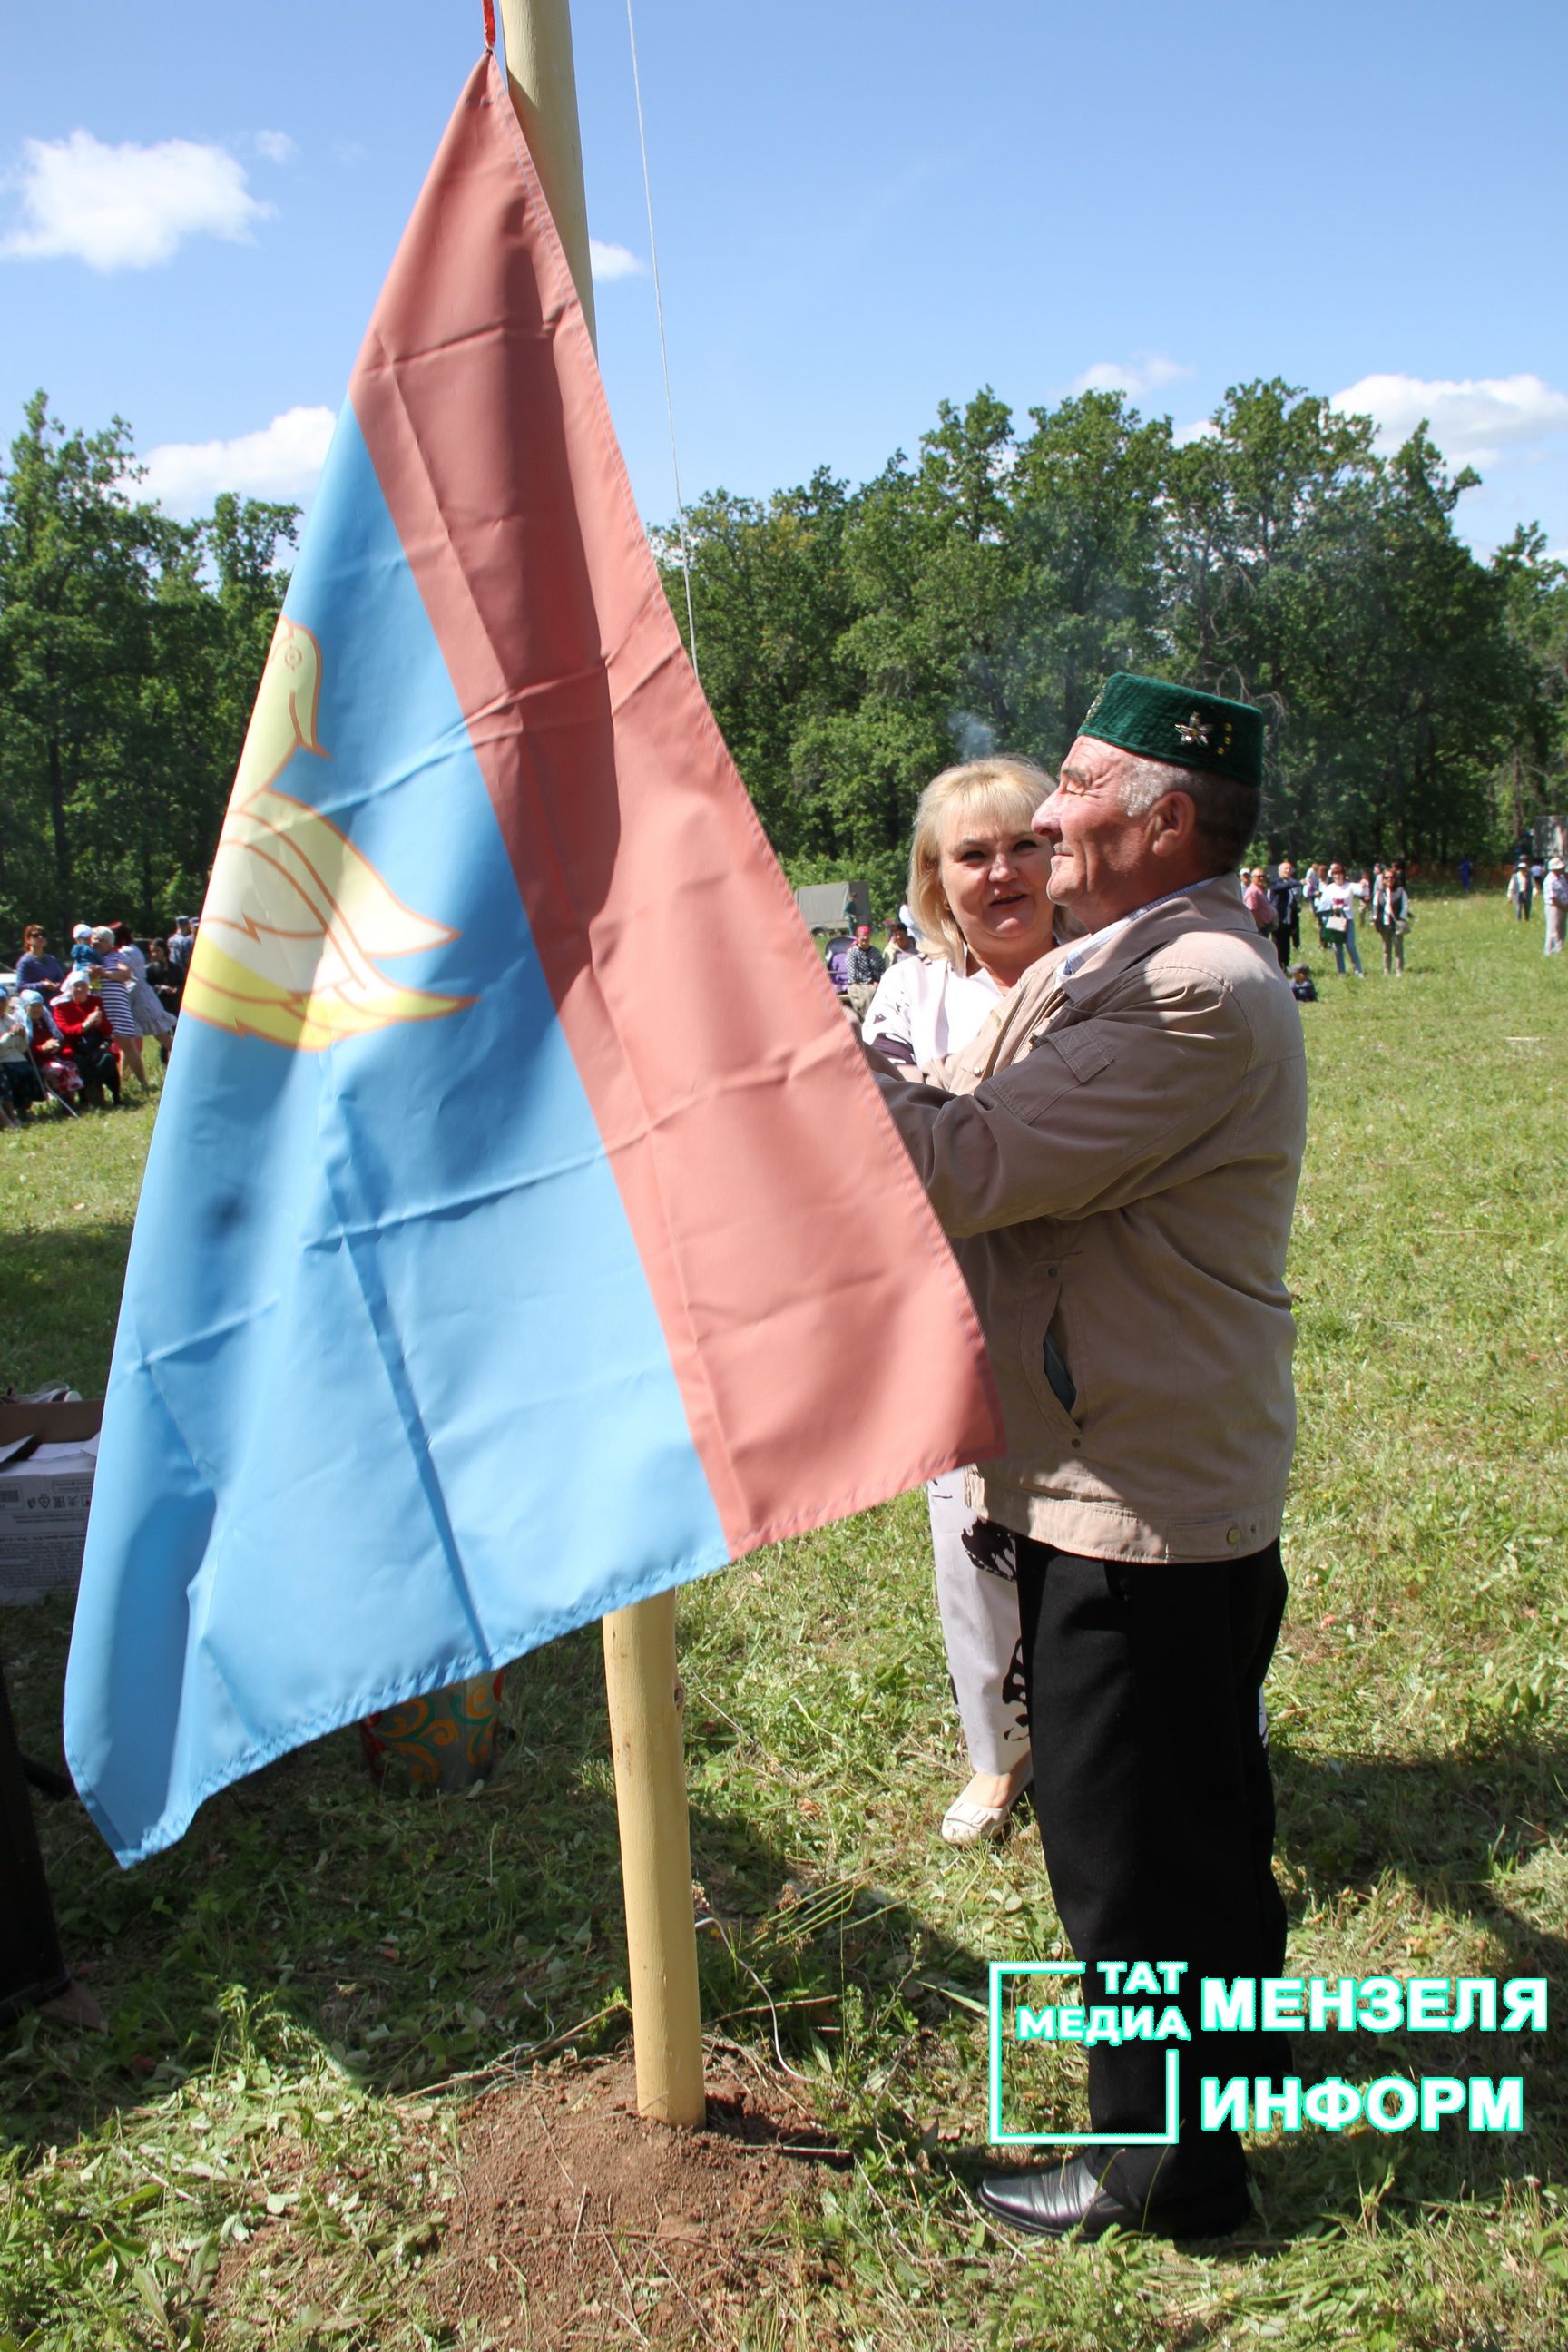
[47,730,73,939]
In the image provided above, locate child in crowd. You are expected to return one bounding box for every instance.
[1289,964,1318,1003]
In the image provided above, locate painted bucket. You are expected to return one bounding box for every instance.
[359,1671,505,1792]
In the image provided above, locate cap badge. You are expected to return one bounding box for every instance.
[1174,711,1212,748]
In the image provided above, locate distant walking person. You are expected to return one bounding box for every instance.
[1268,859,1303,969]
[1544,858,1568,956]
[1319,863,1364,975]
[1508,863,1534,921]
[1372,869,1411,975]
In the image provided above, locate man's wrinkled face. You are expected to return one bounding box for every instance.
[1032,738,1162,925]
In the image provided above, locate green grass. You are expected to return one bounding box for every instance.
[2,893,1566,2350]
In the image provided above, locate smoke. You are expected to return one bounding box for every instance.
[948,710,997,761]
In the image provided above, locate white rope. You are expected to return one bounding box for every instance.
[624,0,701,683]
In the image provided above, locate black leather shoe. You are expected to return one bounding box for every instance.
[978,2156,1250,2241]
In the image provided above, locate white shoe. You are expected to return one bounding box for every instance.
[941,1765,1034,1847]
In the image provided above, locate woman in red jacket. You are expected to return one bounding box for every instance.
[52,972,122,1106]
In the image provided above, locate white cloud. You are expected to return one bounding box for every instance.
[0,129,271,270]
[1329,372,1568,466]
[254,130,297,166]
[1072,353,1193,399]
[1173,416,1219,446]
[139,406,337,512]
[589,238,644,283]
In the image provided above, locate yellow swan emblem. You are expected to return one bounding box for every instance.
[184,617,470,1050]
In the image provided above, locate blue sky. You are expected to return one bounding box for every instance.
[4,0,1566,558]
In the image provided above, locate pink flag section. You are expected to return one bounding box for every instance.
[348,58,1000,1554]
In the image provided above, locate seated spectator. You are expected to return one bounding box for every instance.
[14,926,64,993]
[844,926,885,1020]
[16,991,80,1107]
[52,971,122,1106]
[0,987,44,1120]
[1289,963,1318,1002]
[823,933,854,994]
[883,920,919,964]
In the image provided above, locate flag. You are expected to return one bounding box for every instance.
[64,57,999,1867]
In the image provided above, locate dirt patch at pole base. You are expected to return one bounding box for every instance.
[435,2052,844,2347]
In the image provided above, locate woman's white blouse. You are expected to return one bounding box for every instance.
[861,954,1003,1066]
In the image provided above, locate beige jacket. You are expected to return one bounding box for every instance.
[877,876,1307,1563]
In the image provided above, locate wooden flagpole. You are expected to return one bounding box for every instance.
[495,0,707,2132]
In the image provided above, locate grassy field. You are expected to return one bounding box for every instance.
[2,891,1566,2350]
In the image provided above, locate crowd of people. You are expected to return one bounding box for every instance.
[1509,850,1568,952]
[830,842,1566,1027]
[1230,855,1417,980]
[0,916,195,1123]
[828,853,1414,1022]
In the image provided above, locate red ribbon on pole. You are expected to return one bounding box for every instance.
[483,0,496,51]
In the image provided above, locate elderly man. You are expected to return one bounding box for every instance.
[1267,858,1303,970]
[845,923,887,1021]
[874,675,1306,2240]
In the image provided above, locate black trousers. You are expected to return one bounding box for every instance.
[1014,1537,1289,2209]
[0,1659,67,2024]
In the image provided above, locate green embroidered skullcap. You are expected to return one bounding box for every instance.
[1077,673,1264,792]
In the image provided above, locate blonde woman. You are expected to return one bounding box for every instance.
[863,755,1064,1843]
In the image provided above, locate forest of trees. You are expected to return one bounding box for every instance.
[0,393,298,946]
[657,379,1568,911]
[4,377,1566,948]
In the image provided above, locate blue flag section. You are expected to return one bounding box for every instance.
[64,412,727,1864]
